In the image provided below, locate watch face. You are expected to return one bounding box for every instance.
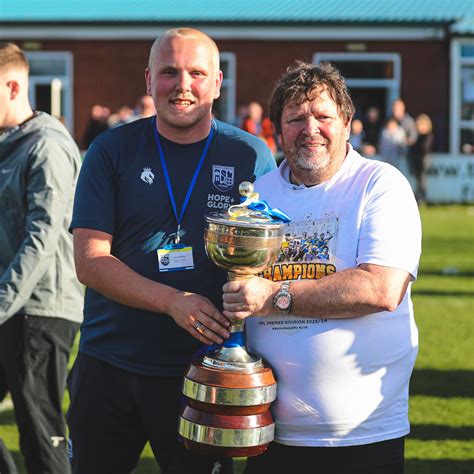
[276,295,291,310]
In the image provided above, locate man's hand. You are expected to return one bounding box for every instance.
[167,291,231,345]
[222,277,279,319]
[73,228,231,345]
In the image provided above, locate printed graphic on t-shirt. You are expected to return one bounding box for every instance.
[257,214,339,332]
[257,317,328,330]
[261,216,339,281]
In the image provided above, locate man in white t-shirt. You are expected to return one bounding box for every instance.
[222,61,421,474]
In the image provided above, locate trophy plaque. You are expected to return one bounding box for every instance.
[179,182,287,457]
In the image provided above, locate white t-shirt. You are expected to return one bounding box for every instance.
[246,146,421,447]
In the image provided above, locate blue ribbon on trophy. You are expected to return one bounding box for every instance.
[228,182,291,223]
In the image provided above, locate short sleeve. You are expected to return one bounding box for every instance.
[253,141,277,179]
[357,166,422,279]
[70,141,117,235]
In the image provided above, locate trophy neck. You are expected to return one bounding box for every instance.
[227,272,253,281]
[226,272,250,333]
[229,319,245,333]
[201,318,263,371]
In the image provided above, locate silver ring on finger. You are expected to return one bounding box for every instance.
[194,321,204,332]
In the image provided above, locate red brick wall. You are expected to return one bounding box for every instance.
[19,38,449,150]
[216,39,449,150]
[28,40,152,146]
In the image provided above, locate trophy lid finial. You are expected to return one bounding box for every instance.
[239,181,254,198]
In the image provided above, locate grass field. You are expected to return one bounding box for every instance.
[1,205,473,473]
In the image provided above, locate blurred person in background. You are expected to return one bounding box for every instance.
[378,118,407,169]
[232,101,249,128]
[134,94,156,118]
[362,106,382,156]
[0,42,83,474]
[391,99,417,153]
[81,103,110,150]
[242,101,278,155]
[108,103,135,128]
[408,113,434,204]
[348,118,365,153]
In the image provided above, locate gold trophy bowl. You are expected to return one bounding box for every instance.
[179,182,286,457]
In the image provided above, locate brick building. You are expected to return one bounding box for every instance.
[1,0,473,157]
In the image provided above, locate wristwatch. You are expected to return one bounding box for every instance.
[273,281,292,313]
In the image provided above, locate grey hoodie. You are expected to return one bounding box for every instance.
[0,111,83,324]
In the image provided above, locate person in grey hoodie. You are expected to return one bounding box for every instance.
[0,42,83,474]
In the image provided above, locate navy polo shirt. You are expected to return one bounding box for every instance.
[71,117,276,376]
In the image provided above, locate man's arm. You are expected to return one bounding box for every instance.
[222,263,412,320]
[73,228,230,344]
[0,141,76,324]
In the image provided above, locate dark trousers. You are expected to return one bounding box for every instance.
[0,438,18,474]
[0,315,79,474]
[67,352,233,474]
[244,437,405,474]
[0,364,8,402]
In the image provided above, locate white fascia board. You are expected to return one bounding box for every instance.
[0,25,446,41]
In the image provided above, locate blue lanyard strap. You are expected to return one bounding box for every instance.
[152,117,214,229]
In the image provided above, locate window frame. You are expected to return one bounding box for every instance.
[215,52,236,122]
[25,51,74,132]
[313,52,401,115]
[450,38,474,154]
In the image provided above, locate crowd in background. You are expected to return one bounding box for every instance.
[231,97,434,203]
[348,99,434,203]
[233,101,278,155]
[81,95,433,203]
[81,95,156,149]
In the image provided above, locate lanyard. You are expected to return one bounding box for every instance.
[152,117,214,244]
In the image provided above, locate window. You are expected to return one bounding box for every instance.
[212,52,236,123]
[450,39,474,154]
[25,51,74,132]
[313,53,401,118]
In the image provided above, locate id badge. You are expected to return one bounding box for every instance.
[157,244,194,272]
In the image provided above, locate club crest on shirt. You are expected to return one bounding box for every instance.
[212,165,234,192]
[140,167,155,185]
